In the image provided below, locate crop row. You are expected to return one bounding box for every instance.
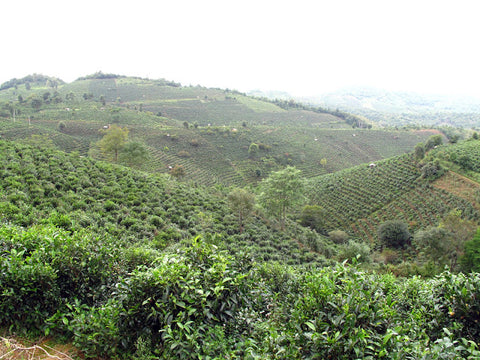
[350,185,479,241]
[308,153,422,229]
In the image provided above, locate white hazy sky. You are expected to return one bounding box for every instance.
[2,0,480,97]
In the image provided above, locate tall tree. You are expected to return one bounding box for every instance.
[413,226,450,265]
[119,141,150,168]
[228,188,255,233]
[414,142,425,161]
[97,125,129,162]
[257,166,305,230]
[439,209,477,270]
[460,228,480,272]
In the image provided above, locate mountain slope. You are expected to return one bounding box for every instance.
[0,74,440,185]
[307,139,480,241]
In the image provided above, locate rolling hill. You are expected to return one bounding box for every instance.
[0,74,441,186]
[1,134,480,359]
[1,72,480,358]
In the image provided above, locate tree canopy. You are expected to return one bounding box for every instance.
[378,220,411,249]
[227,188,255,233]
[257,166,305,230]
[97,125,129,162]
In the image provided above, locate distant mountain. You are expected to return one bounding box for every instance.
[249,87,480,128]
[311,87,480,113]
[300,87,480,128]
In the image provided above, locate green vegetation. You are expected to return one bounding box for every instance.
[257,166,305,230]
[1,74,480,358]
[97,124,130,162]
[2,225,480,358]
[0,75,439,186]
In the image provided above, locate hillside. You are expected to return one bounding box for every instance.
[0,139,330,266]
[0,74,440,186]
[0,134,480,359]
[307,139,480,243]
[1,74,480,358]
[0,139,480,358]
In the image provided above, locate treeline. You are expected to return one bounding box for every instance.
[0,74,64,91]
[254,96,372,128]
[76,71,182,87]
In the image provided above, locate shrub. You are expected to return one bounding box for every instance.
[115,238,247,356]
[338,239,371,263]
[58,121,66,132]
[299,205,326,233]
[0,249,60,335]
[378,220,411,249]
[178,150,191,158]
[328,229,349,244]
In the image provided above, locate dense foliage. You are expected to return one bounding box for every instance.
[1,75,480,358]
[0,140,329,265]
[1,225,480,359]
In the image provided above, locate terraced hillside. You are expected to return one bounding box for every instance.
[0,74,440,186]
[0,139,331,265]
[308,142,480,242]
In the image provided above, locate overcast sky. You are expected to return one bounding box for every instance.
[2,0,480,98]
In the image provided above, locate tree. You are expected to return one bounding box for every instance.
[58,121,66,132]
[421,160,444,179]
[414,142,425,161]
[83,92,93,100]
[338,240,371,264]
[31,98,42,110]
[227,188,255,233]
[97,124,129,162]
[299,205,326,233]
[425,134,443,150]
[457,155,474,170]
[119,141,150,168]
[377,220,411,249]
[413,226,450,265]
[66,92,75,101]
[460,228,480,272]
[328,229,349,244]
[248,143,259,158]
[257,166,305,230]
[439,209,477,270]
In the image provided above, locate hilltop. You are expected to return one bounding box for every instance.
[0,73,441,186]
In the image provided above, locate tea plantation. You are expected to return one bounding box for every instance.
[0,75,440,186]
[1,74,480,359]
